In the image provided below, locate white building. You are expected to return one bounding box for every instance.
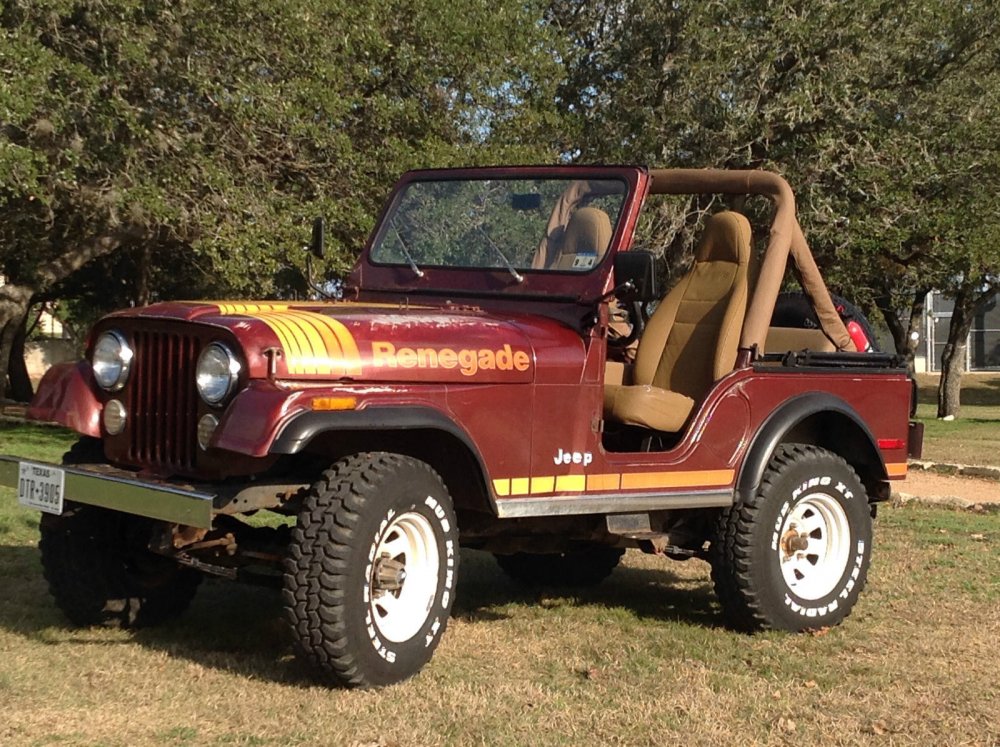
[914,291,1000,373]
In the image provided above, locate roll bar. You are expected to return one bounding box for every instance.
[647,169,854,354]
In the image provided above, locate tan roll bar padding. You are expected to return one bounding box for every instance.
[647,169,855,353]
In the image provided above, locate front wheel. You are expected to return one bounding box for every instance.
[711,444,873,632]
[39,504,201,628]
[283,453,458,688]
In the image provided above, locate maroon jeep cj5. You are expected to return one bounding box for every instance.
[1,167,920,688]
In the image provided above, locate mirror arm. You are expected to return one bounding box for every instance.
[584,280,636,306]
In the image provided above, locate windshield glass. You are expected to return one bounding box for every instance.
[370,178,628,273]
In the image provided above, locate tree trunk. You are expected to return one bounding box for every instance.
[0,285,34,401]
[937,286,975,419]
[7,310,34,402]
[875,287,929,372]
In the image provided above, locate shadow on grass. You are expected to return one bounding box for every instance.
[0,544,721,688]
[453,549,721,629]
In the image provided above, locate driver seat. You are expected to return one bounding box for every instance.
[604,211,751,432]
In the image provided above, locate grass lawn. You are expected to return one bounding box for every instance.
[914,373,1000,467]
[0,420,998,745]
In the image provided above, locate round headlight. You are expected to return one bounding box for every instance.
[92,331,133,391]
[196,343,241,405]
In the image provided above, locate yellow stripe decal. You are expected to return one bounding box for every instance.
[262,314,310,374]
[530,476,555,494]
[493,479,511,497]
[282,313,330,373]
[555,474,586,492]
[213,306,364,377]
[510,478,530,496]
[885,462,908,477]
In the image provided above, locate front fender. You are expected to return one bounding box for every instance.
[27,361,101,438]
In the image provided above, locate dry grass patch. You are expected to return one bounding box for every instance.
[1,483,998,746]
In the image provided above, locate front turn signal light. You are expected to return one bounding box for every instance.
[310,396,358,411]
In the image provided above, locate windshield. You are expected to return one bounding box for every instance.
[370,178,628,274]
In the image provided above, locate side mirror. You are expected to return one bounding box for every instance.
[310,217,325,259]
[613,250,657,302]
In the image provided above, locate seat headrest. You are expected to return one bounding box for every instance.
[694,211,752,265]
[561,207,612,257]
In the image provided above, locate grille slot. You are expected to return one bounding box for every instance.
[127,331,199,472]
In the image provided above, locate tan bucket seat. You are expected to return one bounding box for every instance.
[604,211,751,432]
[546,207,612,271]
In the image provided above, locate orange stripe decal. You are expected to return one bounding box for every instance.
[586,473,620,492]
[885,462,908,477]
[620,469,735,490]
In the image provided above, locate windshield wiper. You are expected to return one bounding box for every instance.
[476,227,524,284]
[390,223,424,278]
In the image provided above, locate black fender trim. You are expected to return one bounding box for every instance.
[738,393,884,502]
[270,406,497,513]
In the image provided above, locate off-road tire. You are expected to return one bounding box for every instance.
[283,452,459,688]
[711,444,872,632]
[39,504,201,628]
[494,545,625,587]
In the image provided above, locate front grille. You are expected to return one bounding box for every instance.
[126,330,200,472]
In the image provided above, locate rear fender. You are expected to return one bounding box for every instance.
[738,393,885,502]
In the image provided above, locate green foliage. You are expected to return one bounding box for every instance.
[0,0,562,308]
[549,0,1000,350]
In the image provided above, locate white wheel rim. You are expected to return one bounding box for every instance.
[369,511,440,643]
[777,493,851,601]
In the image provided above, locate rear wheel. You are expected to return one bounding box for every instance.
[711,444,872,631]
[283,453,458,688]
[494,545,625,587]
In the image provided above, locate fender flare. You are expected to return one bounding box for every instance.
[737,393,885,501]
[270,406,496,513]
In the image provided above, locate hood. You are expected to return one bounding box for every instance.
[105,300,560,384]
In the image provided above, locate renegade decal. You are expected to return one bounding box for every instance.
[371,342,530,377]
[493,469,735,497]
[217,305,363,376]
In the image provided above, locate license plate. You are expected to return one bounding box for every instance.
[17,462,65,515]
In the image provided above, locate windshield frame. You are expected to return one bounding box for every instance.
[352,166,648,301]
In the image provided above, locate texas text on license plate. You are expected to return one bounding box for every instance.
[17,462,65,515]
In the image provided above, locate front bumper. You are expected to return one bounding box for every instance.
[0,456,215,528]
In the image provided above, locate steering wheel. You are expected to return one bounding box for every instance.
[607,301,645,348]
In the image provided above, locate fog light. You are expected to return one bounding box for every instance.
[103,399,127,435]
[197,413,219,450]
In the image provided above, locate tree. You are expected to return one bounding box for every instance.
[547,0,1000,376]
[0,0,562,399]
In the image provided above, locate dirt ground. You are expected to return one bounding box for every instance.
[899,470,1000,505]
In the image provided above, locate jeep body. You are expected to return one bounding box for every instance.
[2,167,919,687]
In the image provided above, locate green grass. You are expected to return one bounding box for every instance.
[0,407,998,744]
[915,373,1000,466]
[0,417,998,745]
[0,487,996,745]
[0,420,77,464]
